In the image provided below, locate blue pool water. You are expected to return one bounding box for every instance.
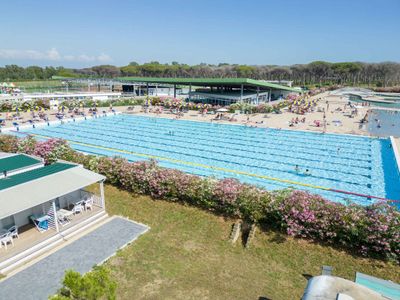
[13,114,400,206]
[367,109,400,138]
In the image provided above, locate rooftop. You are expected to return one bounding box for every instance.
[117,77,300,92]
[0,162,76,191]
[0,160,106,219]
[0,154,42,174]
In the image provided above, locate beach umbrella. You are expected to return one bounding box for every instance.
[216,108,228,112]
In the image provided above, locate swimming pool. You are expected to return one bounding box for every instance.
[12,114,400,206]
[367,109,400,138]
[349,95,400,109]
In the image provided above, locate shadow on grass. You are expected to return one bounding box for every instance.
[302,273,313,280]
[241,222,250,247]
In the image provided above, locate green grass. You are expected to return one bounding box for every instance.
[13,80,62,87]
[12,80,86,93]
[97,185,400,300]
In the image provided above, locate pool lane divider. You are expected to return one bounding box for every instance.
[20,131,399,204]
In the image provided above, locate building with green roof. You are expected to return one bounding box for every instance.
[117,77,302,105]
[0,154,107,269]
[0,154,43,178]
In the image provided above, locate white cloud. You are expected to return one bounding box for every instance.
[46,48,61,60]
[97,53,112,62]
[0,48,112,63]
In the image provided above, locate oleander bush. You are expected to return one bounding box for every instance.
[59,98,145,109]
[1,135,399,261]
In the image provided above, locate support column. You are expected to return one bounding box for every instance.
[173,84,176,98]
[189,84,192,100]
[155,84,158,96]
[256,87,260,104]
[146,83,149,96]
[269,88,272,103]
[52,200,59,232]
[240,84,244,102]
[100,181,105,209]
[133,84,136,96]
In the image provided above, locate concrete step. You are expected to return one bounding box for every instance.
[0,210,110,275]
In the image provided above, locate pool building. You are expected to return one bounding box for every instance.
[117,77,302,105]
[40,76,301,105]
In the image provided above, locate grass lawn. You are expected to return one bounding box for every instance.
[12,80,86,93]
[98,185,399,300]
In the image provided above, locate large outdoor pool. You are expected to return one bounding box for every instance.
[12,114,400,206]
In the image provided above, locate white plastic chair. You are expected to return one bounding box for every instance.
[72,203,83,215]
[84,197,94,211]
[8,225,19,239]
[57,214,70,227]
[0,233,14,250]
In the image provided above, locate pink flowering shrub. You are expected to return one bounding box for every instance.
[1,135,399,261]
[213,178,243,216]
[33,139,72,164]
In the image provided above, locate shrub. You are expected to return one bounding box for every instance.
[1,135,399,261]
[49,266,116,300]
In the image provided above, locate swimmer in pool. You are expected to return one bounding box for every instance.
[295,165,300,173]
[304,169,311,176]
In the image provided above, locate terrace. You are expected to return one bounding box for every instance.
[0,158,106,274]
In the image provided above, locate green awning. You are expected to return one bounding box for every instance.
[0,163,75,191]
[0,154,42,173]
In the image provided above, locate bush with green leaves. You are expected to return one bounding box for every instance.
[49,266,116,300]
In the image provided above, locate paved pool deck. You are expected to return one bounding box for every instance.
[0,216,149,300]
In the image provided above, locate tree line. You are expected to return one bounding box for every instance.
[1,61,400,87]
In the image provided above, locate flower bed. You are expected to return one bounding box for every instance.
[0,135,399,261]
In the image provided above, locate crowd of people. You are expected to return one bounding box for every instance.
[287,96,321,114]
[0,83,21,95]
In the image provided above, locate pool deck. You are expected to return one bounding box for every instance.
[131,93,373,136]
[0,216,149,300]
[0,93,372,136]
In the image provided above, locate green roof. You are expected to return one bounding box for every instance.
[0,154,42,173]
[117,77,300,92]
[0,162,76,191]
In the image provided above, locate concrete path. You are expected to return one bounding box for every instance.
[0,217,148,300]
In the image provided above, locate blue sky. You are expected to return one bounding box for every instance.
[1,0,399,67]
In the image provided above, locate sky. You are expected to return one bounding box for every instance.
[1,0,400,67]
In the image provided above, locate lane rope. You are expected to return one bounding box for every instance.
[22,131,399,203]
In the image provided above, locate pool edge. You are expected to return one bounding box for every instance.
[390,136,400,176]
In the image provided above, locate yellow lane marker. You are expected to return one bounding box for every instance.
[31,132,332,191]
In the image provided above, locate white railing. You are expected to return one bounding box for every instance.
[44,201,57,231]
[80,191,103,208]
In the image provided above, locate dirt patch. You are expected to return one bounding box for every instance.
[183,241,203,252]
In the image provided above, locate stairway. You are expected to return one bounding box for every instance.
[0,210,110,275]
